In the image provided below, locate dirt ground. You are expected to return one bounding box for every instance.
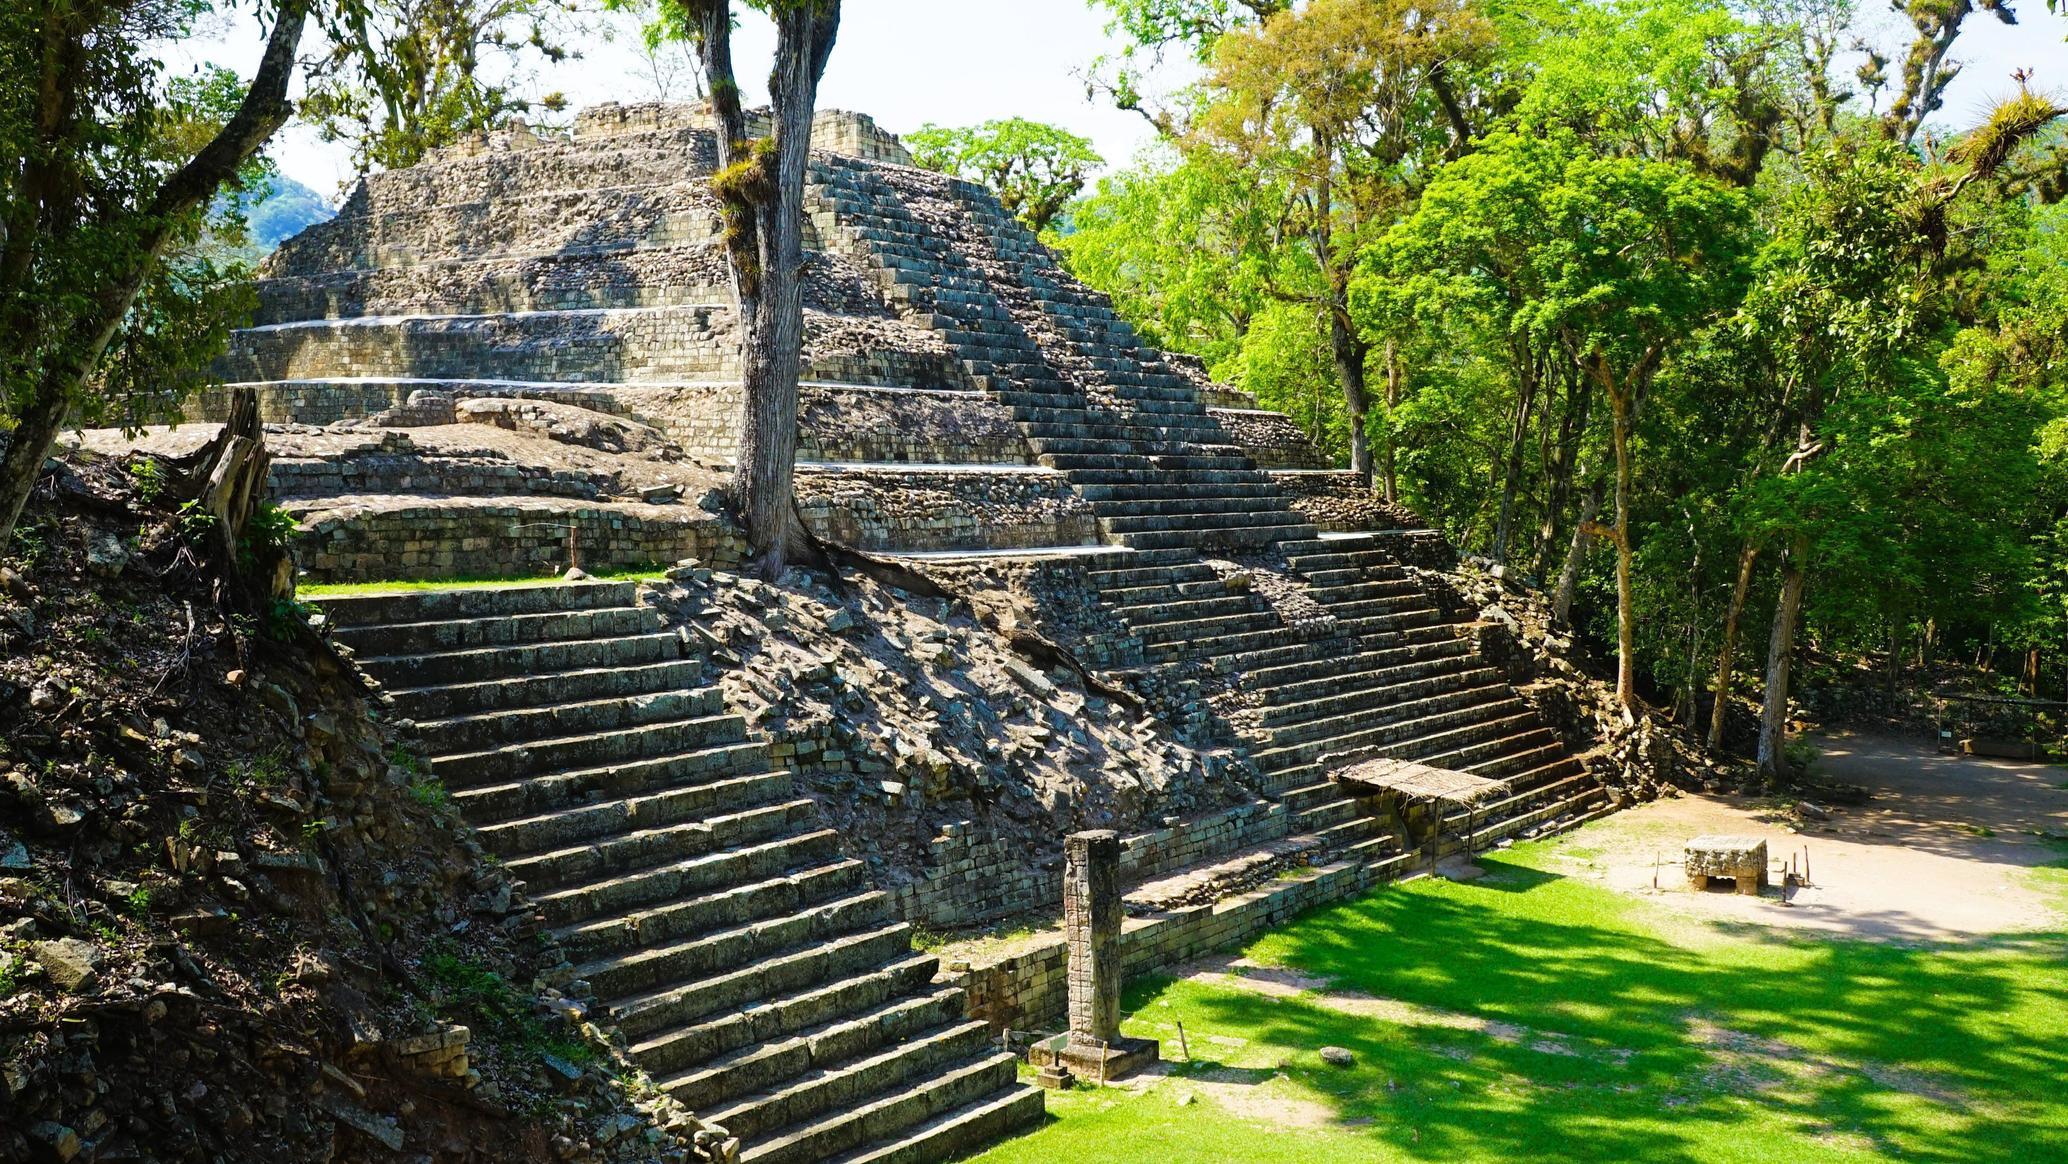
[1555,731,2068,941]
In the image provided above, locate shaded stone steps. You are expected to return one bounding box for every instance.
[1252,700,1535,773]
[742,1052,1022,1164]
[609,920,918,1040]
[1223,623,1462,679]
[1145,622,1306,664]
[1098,508,1309,537]
[824,1086,1048,1164]
[504,798,819,896]
[315,578,640,623]
[333,603,662,656]
[428,711,752,787]
[1262,683,1522,751]
[1073,480,1281,503]
[1094,578,1241,607]
[1260,664,1504,732]
[1113,522,1318,553]
[413,685,724,753]
[556,855,869,962]
[1242,637,1475,695]
[708,1016,992,1143]
[456,742,778,824]
[530,828,846,930]
[660,987,964,1112]
[387,657,704,719]
[1105,593,1269,627]
[577,888,892,1001]
[481,768,801,861]
[1130,609,1284,647]
[630,950,939,1076]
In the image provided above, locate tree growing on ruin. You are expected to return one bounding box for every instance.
[656,0,840,580]
[908,119,1103,235]
[0,0,328,551]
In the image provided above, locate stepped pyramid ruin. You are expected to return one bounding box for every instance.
[188,105,1614,1163]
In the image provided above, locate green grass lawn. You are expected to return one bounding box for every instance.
[967,840,2068,1163]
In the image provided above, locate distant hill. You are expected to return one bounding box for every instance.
[215,174,335,259]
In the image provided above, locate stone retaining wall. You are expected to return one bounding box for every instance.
[291,498,742,582]
[888,800,1294,929]
[796,469,1096,553]
[612,383,1018,466]
[951,854,1408,1034]
[186,380,637,427]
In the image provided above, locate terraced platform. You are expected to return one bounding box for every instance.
[319,581,1043,1164]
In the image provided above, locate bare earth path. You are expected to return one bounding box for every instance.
[1555,731,2068,941]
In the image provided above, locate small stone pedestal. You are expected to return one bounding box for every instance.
[1025,830,1159,1083]
[1685,835,1769,895]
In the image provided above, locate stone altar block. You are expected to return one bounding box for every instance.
[1026,830,1160,1082]
[1685,835,1769,895]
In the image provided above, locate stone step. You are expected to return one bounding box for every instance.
[455,742,776,824]
[1115,522,1316,553]
[1406,722,1560,774]
[1089,495,1289,520]
[630,951,939,1076]
[661,987,964,1113]
[479,767,796,857]
[611,921,918,1040]
[429,712,750,786]
[1261,668,1505,737]
[577,889,890,1001]
[1094,578,1237,607]
[1074,481,1281,503]
[535,828,845,929]
[557,854,868,962]
[386,657,703,719]
[506,798,818,893]
[1253,700,1532,772]
[1099,508,1302,536]
[740,1051,1021,1164]
[414,686,723,754]
[1263,684,1519,750]
[1148,622,1308,664]
[825,1084,1046,1164]
[707,1017,991,1143]
[1304,577,1417,605]
[1253,649,1480,710]
[335,604,662,657]
[315,579,639,625]
[1132,609,1283,647]
[353,631,685,688]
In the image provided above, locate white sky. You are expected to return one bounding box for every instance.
[169,0,2068,202]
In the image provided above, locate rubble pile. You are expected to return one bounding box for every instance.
[0,452,701,1164]
[642,562,1258,897]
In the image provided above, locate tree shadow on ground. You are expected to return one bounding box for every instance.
[1115,852,2068,1163]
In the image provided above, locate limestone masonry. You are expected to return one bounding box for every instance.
[188,104,1617,1164]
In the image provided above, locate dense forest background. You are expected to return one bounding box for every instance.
[995,0,2068,767]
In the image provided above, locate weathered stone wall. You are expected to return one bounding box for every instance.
[796,468,1097,553]
[613,383,1018,466]
[886,800,1294,929]
[186,379,635,426]
[270,453,614,502]
[291,498,742,582]
[953,854,1405,1034]
[253,249,734,325]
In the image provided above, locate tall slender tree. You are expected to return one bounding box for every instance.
[659,0,840,579]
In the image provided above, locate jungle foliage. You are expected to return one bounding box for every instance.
[1069,0,2068,770]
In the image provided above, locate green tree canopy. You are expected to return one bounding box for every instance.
[907,118,1104,234]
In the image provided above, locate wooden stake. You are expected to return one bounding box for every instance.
[1176,1021,1190,1061]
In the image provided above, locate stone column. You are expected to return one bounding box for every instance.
[1064,829,1121,1048]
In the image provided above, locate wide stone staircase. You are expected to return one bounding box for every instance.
[808,155,1607,866]
[317,580,1043,1163]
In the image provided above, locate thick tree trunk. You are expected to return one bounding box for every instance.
[1756,533,1809,781]
[1536,371,1590,577]
[1553,472,1603,625]
[694,0,840,580]
[1332,312,1372,480]
[0,386,68,542]
[1708,541,1758,752]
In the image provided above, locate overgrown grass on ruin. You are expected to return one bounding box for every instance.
[299,567,669,598]
[967,838,2068,1164]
